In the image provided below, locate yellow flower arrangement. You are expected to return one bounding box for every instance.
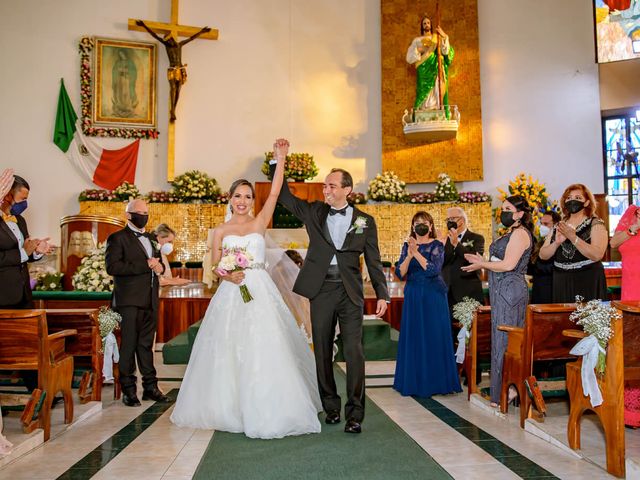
[495,173,552,237]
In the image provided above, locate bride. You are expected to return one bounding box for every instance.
[170,139,322,439]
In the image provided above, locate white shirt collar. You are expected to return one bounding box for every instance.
[127,223,146,234]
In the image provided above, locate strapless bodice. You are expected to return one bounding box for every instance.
[222,233,266,265]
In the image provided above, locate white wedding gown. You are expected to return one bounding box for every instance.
[170,233,322,439]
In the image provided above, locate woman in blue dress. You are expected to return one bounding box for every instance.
[393,211,462,397]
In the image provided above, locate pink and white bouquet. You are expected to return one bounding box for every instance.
[214,246,254,303]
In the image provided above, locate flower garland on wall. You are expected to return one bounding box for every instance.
[79,175,229,204]
[261,152,319,181]
[78,37,158,139]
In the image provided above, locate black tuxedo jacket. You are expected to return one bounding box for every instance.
[442,229,485,303]
[277,179,390,307]
[0,215,33,307]
[105,228,163,310]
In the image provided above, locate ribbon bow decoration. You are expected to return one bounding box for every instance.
[569,334,605,407]
[455,326,469,364]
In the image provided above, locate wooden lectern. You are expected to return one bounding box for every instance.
[60,215,125,290]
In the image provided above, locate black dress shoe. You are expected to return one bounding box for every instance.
[325,411,341,425]
[344,419,362,434]
[122,393,141,407]
[142,388,171,403]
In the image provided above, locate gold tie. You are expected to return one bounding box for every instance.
[2,213,17,223]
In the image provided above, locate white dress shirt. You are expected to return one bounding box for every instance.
[128,223,152,258]
[327,204,352,265]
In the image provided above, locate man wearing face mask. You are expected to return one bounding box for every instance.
[528,210,560,304]
[0,174,53,309]
[442,207,485,316]
[105,199,170,406]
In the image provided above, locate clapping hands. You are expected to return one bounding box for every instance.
[461,252,483,272]
[555,222,574,244]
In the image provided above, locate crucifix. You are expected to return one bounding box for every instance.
[128,0,218,180]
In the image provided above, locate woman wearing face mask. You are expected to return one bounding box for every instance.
[528,210,561,304]
[153,224,190,287]
[393,211,461,398]
[539,184,608,303]
[462,195,534,408]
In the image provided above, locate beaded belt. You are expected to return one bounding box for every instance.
[554,259,595,271]
[248,262,266,270]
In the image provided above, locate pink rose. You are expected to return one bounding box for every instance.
[235,253,249,268]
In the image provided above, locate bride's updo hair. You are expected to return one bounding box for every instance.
[229,179,255,199]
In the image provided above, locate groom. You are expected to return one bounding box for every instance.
[271,143,389,434]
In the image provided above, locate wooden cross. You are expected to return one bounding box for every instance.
[128,0,218,181]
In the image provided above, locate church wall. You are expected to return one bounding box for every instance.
[0,0,603,238]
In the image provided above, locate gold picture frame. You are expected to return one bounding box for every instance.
[92,37,157,129]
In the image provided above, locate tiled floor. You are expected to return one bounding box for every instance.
[0,356,626,479]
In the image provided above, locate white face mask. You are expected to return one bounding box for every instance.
[539,225,551,238]
[160,243,174,255]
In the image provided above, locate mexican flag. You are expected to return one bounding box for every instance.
[53,79,140,190]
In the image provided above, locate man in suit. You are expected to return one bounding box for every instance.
[271,143,389,434]
[442,206,485,312]
[105,199,169,406]
[0,173,52,309]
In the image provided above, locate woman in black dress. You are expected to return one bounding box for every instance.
[538,184,608,302]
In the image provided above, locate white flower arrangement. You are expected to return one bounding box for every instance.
[367,171,408,202]
[434,173,459,201]
[171,170,220,202]
[72,243,113,292]
[98,306,121,353]
[113,181,140,201]
[452,296,482,344]
[461,240,475,248]
[569,296,621,375]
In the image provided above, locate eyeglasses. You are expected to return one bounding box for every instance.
[446,217,462,222]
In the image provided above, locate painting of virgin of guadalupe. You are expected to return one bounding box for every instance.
[93,38,157,128]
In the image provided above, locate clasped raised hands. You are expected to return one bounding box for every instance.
[273,138,290,163]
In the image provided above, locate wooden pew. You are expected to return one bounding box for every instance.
[563,300,640,478]
[461,306,491,400]
[44,309,103,403]
[498,303,578,428]
[0,310,76,441]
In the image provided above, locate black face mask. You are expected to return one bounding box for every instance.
[500,211,516,228]
[414,223,430,236]
[446,220,458,231]
[129,212,149,229]
[565,200,585,214]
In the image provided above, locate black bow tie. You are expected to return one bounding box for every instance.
[133,231,148,238]
[329,207,348,216]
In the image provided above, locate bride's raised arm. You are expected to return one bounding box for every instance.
[256,138,288,229]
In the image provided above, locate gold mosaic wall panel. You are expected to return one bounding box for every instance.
[79,202,227,263]
[381,0,483,183]
[79,201,492,265]
[360,202,491,263]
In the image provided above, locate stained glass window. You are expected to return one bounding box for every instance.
[603,112,640,235]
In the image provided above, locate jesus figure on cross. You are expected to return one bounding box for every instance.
[136,20,211,122]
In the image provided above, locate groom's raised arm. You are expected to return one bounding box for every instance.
[269,162,312,222]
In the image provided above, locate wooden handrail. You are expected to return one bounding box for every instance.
[48,329,78,341]
[497,325,523,333]
[562,329,587,339]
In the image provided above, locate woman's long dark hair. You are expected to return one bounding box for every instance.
[409,211,436,239]
[505,195,534,233]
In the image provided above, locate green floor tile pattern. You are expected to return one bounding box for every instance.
[414,397,560,479]
[56,389,178,480]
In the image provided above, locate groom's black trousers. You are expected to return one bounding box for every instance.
[310,279,365,422]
